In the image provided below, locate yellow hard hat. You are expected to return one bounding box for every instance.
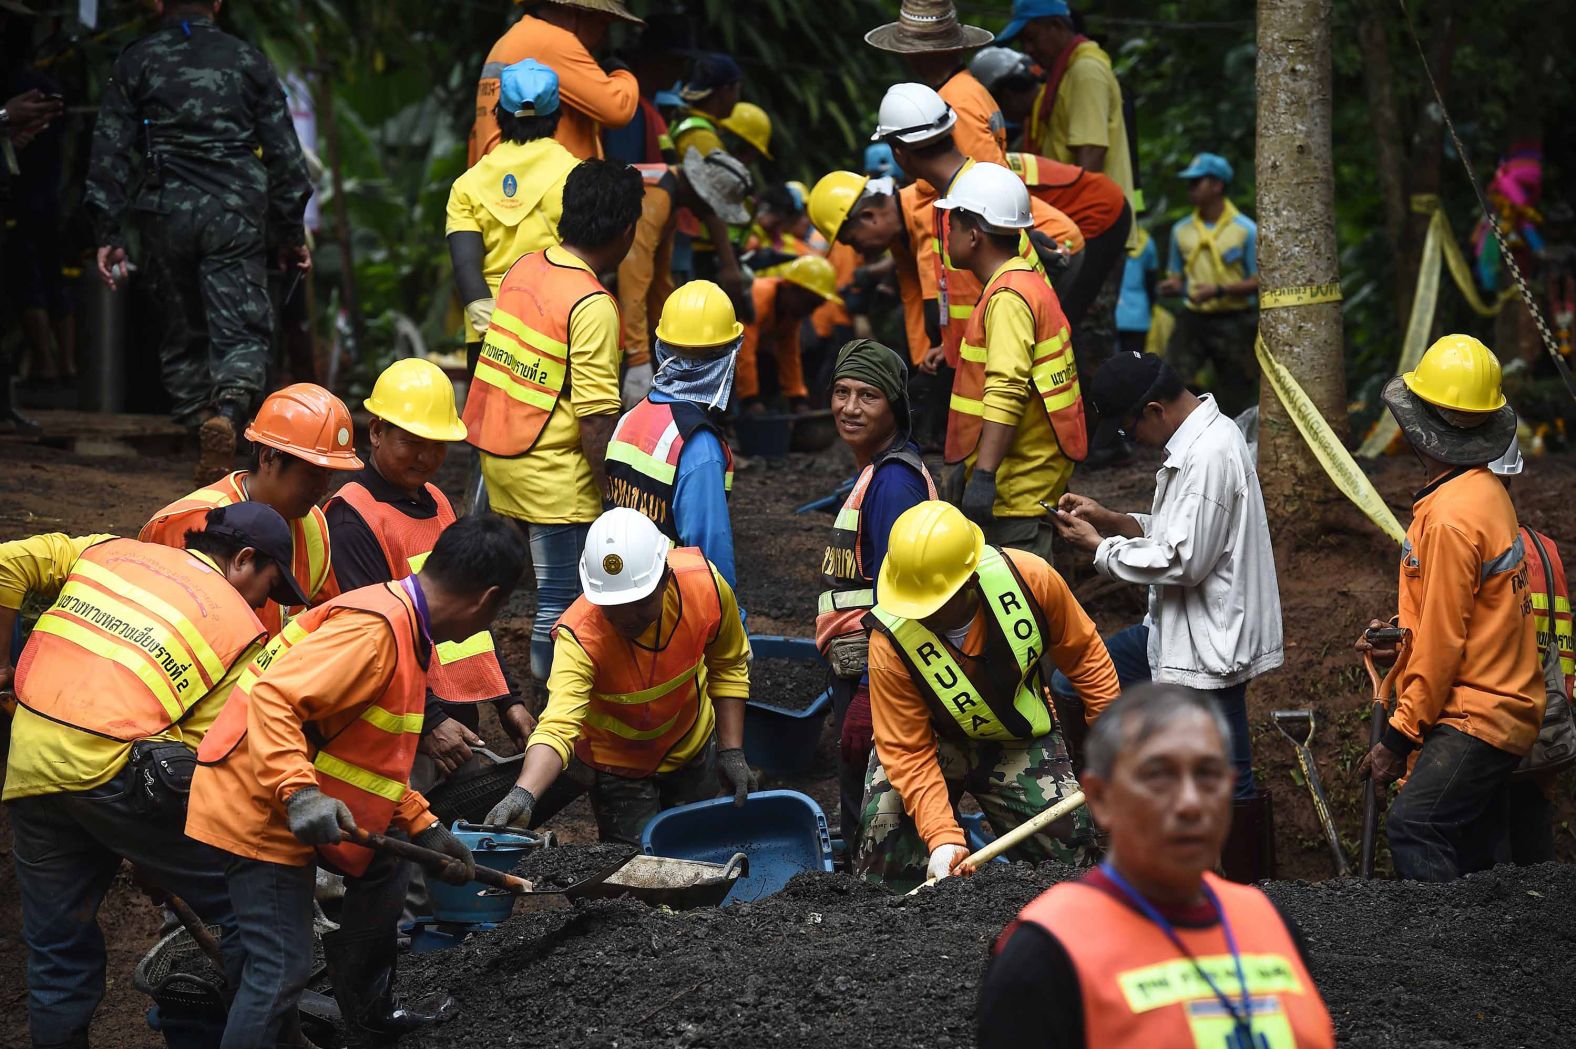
[876,501,985,620]
[1402,334,1507,413]
[720,101,773,160]
[778,255,844,306]
[654,279,744,351]
[363,358,468,442]
[808,171,870,244]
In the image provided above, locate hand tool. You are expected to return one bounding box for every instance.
[1360,626,1408,879]
[347,826,628,896]
[909,789,1085,894]
[1270,710,1350,877]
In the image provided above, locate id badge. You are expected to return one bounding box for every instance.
[1183,997,1294,1049]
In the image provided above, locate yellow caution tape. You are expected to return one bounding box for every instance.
[1255,333,1407,545]
[1260,282,1344,311]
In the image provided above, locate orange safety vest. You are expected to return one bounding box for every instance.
[1001,874,1335,1048]
[326,481,510,705]
[553,548,722,778]
[1006,152,1125,239]
[463,249,612,457]
[1525,527,1574,696]
[15,539,265,742]
[140,471,334,638]
[933,189,1045,369]
[198,582,428,876]
[815,446,936,653]
[605,398,734,543]
[946,262,1087,464]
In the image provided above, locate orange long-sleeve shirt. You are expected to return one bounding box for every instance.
[1390,467,1544,756]
[186,608,433,866]
[469,15,639,164]
[867,548,1119,851]
[617,172,677,367]
[937,68,1007,167]
[736,278,807,401]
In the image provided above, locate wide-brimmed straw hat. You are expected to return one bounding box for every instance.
[681,148,754,226]
[1380,375,1517,466]
[865,0,994,54]
[540,0,645,26]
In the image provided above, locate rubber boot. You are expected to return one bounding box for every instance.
[323,928,456,1048]
[195,398,247,486]
[1218,791,1277,884]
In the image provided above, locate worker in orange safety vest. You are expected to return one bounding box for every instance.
[187,515,526,1049]
[736,255,845,412]
[141,382,363,638]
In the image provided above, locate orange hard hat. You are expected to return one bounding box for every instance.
[245,383,364,470]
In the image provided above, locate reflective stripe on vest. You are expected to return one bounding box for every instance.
[14,539,265,742]
[1525,528,1575,692]
[867,546,1052,741]
[197,582,427,877]
[606,398,734,543]
[462,250,607,457]
[1002,875,1336,1049]
[554,548,723,777]
[328,481,510,704]
[815,448,937,651]
[141,472,333,638]
[946,263,1087,464]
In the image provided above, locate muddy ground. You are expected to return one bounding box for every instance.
[1,413,1574,1045]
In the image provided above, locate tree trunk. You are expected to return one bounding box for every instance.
[1356,5,1409,320]
[1256,0,1346,535]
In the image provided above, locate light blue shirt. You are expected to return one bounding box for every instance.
[1116,234,1158,333]
[650,391,736,590]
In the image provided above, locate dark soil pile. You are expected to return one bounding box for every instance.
[512,843,635,889]
[403,863,1576,1049]
[750,657,829,712]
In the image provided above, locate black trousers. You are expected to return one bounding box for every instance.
[1387,724,1520,881]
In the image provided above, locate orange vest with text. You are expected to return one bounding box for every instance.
[141,472,334,638]
[463,249,610,456]
[1003,874,1335,1049]
[325,482,509,704]
[553,548,722,777]
[947,263,1087,463]
[198,582,428,876]
[15,539,265,741]
[1524,527,1574,696]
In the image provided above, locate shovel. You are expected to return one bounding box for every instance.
[908,789,1086,894]
[1360,627,1409,879]
[1270,711,1350,877]
[346,827,631,897]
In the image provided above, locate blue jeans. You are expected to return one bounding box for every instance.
[1051,623,1257,798]
[522,521,591,682]
[9,766,242,1045]
[1387,724,1520,882]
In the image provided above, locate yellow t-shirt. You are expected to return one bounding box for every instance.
[1048,42,1137,250]
[529,564,751,774]
[0,534,264,800]
[481,245,623,524]
[445,137,580,295]
[971,259,1074,517]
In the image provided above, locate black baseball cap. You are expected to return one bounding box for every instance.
[1088,351,1175,445]
[202,503,311,606]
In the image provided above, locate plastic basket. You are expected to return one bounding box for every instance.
[745,635,831,776]
[642,790,834,905]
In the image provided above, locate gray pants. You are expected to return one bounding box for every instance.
[533,736,720,845]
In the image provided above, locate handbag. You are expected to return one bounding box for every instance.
[1514,531,1576,778]
[127,738,198,817]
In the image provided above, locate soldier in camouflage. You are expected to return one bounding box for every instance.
[852,501,1120,892]
[85,0,311,483]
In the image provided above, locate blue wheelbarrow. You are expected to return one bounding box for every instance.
[643,790,834,905]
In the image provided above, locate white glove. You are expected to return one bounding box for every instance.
[621,361,654,409]
[465,297,497,336]
[927,843,970,882]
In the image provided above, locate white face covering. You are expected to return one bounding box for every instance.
[652,338,742,412]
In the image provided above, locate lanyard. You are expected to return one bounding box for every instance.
[398,575,434,648]
[1100,863,1255,1042]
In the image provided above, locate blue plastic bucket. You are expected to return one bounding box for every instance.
[425,822,539,924]
[745,636,831,776]
[642,790,834,905]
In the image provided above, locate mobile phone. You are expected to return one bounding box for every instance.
[1038,499,1064,515]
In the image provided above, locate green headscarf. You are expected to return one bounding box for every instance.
[830,338,911,437]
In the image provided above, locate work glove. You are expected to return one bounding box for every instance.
[839,684,874,768]
[484,785,536,830]
[464,297,497,337]
[716,747,757,807]
[1028,230,1070,280]
[621,361,654,409]
[927,843,971,882]
[285,787,356,846]
[413,821,477,886]
[960,468,997,524]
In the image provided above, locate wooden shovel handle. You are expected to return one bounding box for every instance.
[910,790,1088,894]
[346,826,533,894]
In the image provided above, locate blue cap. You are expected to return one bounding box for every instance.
[864,143,904,182]
[996,0,1072,45]
[1177,152,1233,182]
[680,52,742,102]
[499,59,560,118]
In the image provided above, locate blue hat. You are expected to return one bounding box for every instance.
[680,52,742,103]
[863,143,905,182]
[1177,152,1233,182]
[996,0,1072,45]
[499,59,560,118]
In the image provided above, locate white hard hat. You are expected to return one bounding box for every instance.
[969,47,1033,93]
[871,83,957,146]
[1488,432,1524,476]
[934,162,1033,233]
[579,507,672,607]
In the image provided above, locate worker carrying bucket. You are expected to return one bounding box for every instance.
[484,507,757,844]
[854,500,1119,892]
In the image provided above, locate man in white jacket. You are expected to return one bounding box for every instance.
[1050,351,1282,879]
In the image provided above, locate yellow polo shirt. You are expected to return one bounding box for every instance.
[1044,41,1137,249]
[445,138,580,296]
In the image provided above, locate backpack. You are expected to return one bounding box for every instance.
[1514,530,1576,777]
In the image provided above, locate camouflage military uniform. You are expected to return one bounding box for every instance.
[854,732,1094,893]
[84,14,310,428]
